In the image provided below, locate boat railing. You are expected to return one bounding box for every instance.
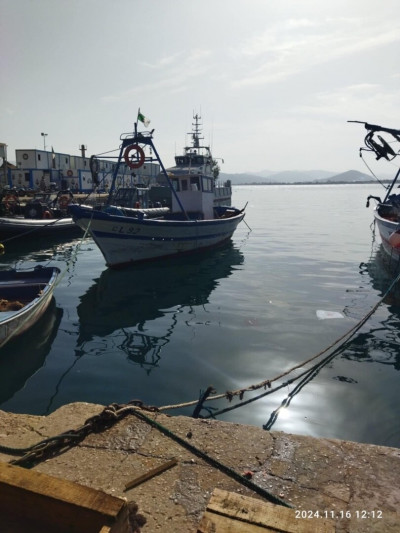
[119,130,154,144]
[214,185,232,198]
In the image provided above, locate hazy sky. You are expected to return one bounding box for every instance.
[1,0,399,174]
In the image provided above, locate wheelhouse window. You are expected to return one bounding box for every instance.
[193,155,204,165]
[190,176,200,190]
[202,177,213,192]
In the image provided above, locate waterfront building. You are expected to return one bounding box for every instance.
[0,144,160,192]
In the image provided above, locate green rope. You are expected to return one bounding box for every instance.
[131,408,293,509]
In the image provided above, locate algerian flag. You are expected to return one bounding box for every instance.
[137,109,150,127]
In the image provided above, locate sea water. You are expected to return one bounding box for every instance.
[0,184,399,448]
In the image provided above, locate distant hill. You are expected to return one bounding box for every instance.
[253,169,336,182]
[219,172,272,185]
[319,170,373,183]
[220,169,380,185]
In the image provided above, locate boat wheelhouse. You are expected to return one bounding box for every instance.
[156,114,232,208]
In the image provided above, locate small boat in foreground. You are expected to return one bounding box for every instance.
[0,266,60,348]
[352,121,400,268]
[70,118,246,267]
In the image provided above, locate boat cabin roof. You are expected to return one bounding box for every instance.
[175,152,207,167]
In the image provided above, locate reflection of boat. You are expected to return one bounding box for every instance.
[70,114,245,267]
[0,191,82,238]
[0,266,60,348]
[0,299,63,404]
[361,245,400,297]
[340,251,400,370]
[353,121,400,267]
[77,244,244,370]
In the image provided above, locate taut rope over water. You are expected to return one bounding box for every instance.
[158,264,400,415]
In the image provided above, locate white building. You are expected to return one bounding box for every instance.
[3,147,160,192]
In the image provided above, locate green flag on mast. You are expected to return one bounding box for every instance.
[137,109,150,127]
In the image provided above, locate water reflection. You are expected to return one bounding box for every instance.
[77,244,244,372]
[0,234,85,267]
[0,299,63,403]
[350,246,400,370]
[262,246,400,433]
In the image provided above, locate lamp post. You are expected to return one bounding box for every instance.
[41,132,48,151]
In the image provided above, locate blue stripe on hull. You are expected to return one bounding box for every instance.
[91,228,234,242]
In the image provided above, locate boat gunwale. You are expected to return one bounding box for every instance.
[0,267,60,328]
[70,204,245,228]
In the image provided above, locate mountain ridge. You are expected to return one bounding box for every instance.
[220,169,386,185]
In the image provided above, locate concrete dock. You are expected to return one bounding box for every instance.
[0,402,399,532]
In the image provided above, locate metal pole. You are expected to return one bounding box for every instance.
[41,132,48,151]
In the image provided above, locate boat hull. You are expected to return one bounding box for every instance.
[70,205,245,267]
[0,266,60,348]
[0,216,82,237]
[374,210,400,265]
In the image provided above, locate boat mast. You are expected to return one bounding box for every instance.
[185,113,209,155]
[190,114,203,150]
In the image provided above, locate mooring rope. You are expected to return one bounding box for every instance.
[131,408,293,508]
[0,188,102,247]
[0,216,69,245]
[159,262,400,414]
[0,401,292,508]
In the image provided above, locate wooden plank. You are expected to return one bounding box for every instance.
[124,458,177,491]
[198,511,273,532]
[199,488,335,533]
[0,462,129,533]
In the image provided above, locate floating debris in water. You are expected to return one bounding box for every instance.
[333,376,358,384]
[316,310,344,320]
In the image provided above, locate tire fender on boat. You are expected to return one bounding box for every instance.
[4,194,18,210]
[124,144,145,169]
[58,195,71,209]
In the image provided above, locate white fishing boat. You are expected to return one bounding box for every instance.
[70,116,246,267]
[0,191,82,237]
[0,266,60,348]
[353,121,400,267]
